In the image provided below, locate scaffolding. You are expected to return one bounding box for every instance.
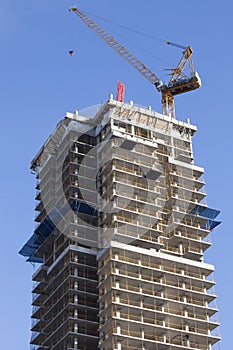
[20,99,220,350]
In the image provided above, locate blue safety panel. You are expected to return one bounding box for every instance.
[71,200,98,217]
[27,256,43,263]
[19,205,66,262]
[209,220,221,230]
[191,205,220,219]
[19,235,40,257]
[201,220,221,231]
[19,200,98,263]
[192,204,221,231]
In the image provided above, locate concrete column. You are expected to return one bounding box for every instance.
[132,125,135,135]
[186,335,190,347]
[74,323,78,333]
[141,328,144,339]
[74,337,78,349]
[117,341,121,350]
[117,324,121,334]
[179,243,183,255]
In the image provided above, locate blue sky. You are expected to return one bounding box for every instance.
[0,0,232,348]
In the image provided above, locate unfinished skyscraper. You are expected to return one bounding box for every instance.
[18,4,222,349]
[20,97,220,350]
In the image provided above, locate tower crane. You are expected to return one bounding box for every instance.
[69,7,201,118]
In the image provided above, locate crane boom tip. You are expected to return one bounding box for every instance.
[69,7,77,12]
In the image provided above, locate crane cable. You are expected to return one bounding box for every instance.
[82,9,166,44]
[71,8,190,81]
[75,8,175,71]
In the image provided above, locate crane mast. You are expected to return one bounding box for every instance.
[70,7,201,118]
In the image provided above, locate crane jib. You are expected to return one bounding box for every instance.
[69,7,201,118]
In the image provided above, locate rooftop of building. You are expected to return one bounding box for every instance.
[30,97,197,172]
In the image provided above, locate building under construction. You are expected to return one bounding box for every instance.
[20,96,221,350]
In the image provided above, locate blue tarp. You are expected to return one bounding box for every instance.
[192,204,221,231]
[19,205,66,263]
[71,200,98,217]
[191,204,220,220]
[19,235,40,258]
[19,200,98,263]
[27,256,43,263]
